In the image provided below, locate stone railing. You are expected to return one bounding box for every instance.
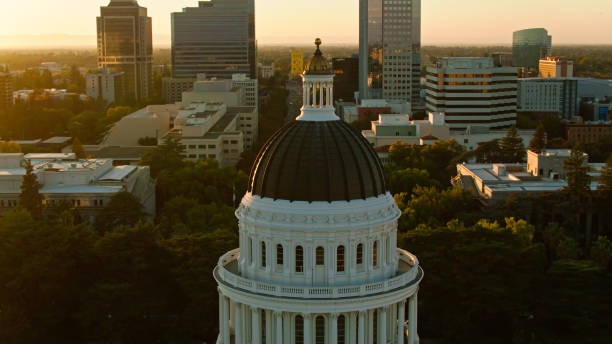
[215,248,420,299]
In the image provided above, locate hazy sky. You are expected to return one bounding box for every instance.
[0,0,611,47]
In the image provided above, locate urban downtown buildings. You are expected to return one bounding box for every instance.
[214,39,423,344]
[96,0,153,100]
[425,57,518,131]
[359,0,422,107]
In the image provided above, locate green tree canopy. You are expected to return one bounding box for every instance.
[19,160,43,219]
[94,192,146,234]
[529,124,547,154]
[139,136,186,178]
[500,125,526,162]
[563,146,591,194]
[71,137,86,159]
[598,154,612,192]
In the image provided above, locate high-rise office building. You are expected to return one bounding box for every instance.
[171,0,256,79]
[0,72,13,109]
[359,0,421,107]
[425,57,518,131]
[97,0,152,100]
[512,28,552,70]
[332,57,359,102]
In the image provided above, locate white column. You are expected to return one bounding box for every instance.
[408,294,417,344]
[252,307,261,344]
[349,312,357,344]
[326,83,331,107]
[330,85,334,105]
[235,303,242,344]
[223,297,230,344]
[330,313,338,344]
[304,314,312,344]
[398,301,405,344]
[368,310,374,344]
[357,311,365,344]
[218,293,224,342]
[318,82,322,108]
[379,308,387,344]
[275,311,283,344]
[283,313,291,343]
[266,310,273,344]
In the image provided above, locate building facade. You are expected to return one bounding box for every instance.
[517,78,578,119]
[290,49,304,78]
[425,57,518,131]
[171,0,256,80]
[0,153,155,221]
[0,72,13,109]
[566,120,612,144]
[512,28,552,69]
[359,0,421,107]
[332,57,359,102]
[86,67,126,104]
[539,57,574,78]
[97,0,152,100]
[214,40,423,344]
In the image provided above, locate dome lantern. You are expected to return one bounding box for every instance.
[298,38,338,121]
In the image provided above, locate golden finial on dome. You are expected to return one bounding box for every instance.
[315,38,322,47]
[304,37,330,75]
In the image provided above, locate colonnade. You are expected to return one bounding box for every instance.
[303,80,334,108]
[218,292,419,344]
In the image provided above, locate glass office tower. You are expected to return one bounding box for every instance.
[512,28,552,69]
[359,0,421,108]
[97,0,152,100]
[171,0,256,79]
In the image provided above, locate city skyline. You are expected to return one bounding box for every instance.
[1,0,611,48]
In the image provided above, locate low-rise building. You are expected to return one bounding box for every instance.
[258,62,275,79]
[454,149,599,204]
[539,57,574,78]
[362,112,450,148]
[0,153,155,221]
[86,68,125,104]
[103,104,174,146]
[517,78,578,119]
[163,73,258,106]
[13,89,90,104]
[565,118,612,144]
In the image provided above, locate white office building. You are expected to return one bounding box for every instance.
[517,78,578,119]
[214,40,423,344]
[425,57,518,130]
[86,67,125,104]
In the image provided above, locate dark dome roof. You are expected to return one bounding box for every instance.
[304,38,331,75]
[248,120,387,203]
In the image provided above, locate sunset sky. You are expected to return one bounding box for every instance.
[0,0,610,47]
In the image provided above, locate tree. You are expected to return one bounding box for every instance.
[598,154,612,192]
[500,125,526,162]
[591,236,612,269]
[139,136,186,178]
[529,124,547,153]
[71,137,86,159]
[19,160,43,219]
[94,192,146,234]
[474,139,503,163]
[386,168,440,195]
[0,141,21,153]
[138,137,158,146]
[563,146,591,194]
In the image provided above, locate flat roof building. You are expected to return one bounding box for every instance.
[425,57,518,130]
[539,57,574,78]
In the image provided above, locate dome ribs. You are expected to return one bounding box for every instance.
[247,120,388,203]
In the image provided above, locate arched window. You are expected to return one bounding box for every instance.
[373,241,378,267]
[356,243,363,265]
[316,246,324,265]
[338,315,346,344]
[337,245,345,272]
[261,241,266,268]
[315,316,325,344]
[295,315,304,344]
[277,244,284,265]
[296,245,304,273]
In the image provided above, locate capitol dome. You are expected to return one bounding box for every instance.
[214,38,422,344]
[303,38,331,74]
[248,120,386,203]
